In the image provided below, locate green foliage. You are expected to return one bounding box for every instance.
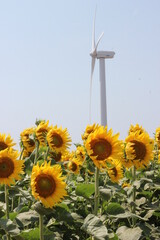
[75,183,95,198]
[116,226,142,240]
[1,123,160,239]
[105,203,125,215]
[81,214,108,240]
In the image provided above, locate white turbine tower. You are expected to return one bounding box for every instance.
[90,12,115,126]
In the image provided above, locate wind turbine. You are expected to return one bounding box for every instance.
[90,12,115,127]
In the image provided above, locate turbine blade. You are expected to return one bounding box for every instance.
[95,31,104,50]
[89,57,96,123]
[92,7,97,51]
[91,57,96,82]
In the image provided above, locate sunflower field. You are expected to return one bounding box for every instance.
[0,120,160,240]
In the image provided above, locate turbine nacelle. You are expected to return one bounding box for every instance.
[90,51,115,59]
[97,51,115,59]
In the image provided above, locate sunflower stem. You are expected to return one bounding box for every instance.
[34,140,39,164]
[45,146,49,161]
[39,214,44,240]
[94,167,99,215]
[19,147,24,160]
[132,166,136,226]
[5,185,11,240]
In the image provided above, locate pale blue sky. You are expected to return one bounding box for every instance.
[0,0,160,149]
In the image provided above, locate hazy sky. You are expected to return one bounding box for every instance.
[0,0,160,150]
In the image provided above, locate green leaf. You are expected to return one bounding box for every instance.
[56,202,70,212]
[19,227,62,240]
[153,211,160,218]
[18,206,29,213]
[108,233,119,240]
[105,203,125,215]
[33,202,54,215]
[52,206,74,224]
[109,212,133,219]
[75,183,95,198]
[116,226,142,240]
[133,180,141,189]
[10,186,32,201]
[9,212,18,221]
[99,188,112,201]
[0,203,5,218]
[135,197,146,207]
[81,214,108,240]
[138,190,152,199]
[15,210,39,228]
[19,228,39,240]
[0,219,20,236]
[71,212,84,223]
[144,210,155,220]
[145,170,154,177]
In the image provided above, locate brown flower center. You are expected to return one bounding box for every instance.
[51,134,63,148]
[0,142,8,151]
[27,139,35,147]
[51,152,62,162]
[35,174,56,198]
[37,129,48,139]
[91,139,112,160]
[70,162,77,172]
[0,157,14,178]
[157,132,160,141]
[130,140,146,160]
[111,167,117,177]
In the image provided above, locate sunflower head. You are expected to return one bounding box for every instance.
[128,124,145,135]
[122,182,131,188]
[158,152,160,164]
[22,149,32,159]
[49,151,62,162]
[85,126,123,169]
[155,127,160,147]
[82,123,100,142]
[0,133,16,151]
[125,132,154,169]
[75,145,85,164]
[68,157,82,174]
[20,127,35,152]
[107,160,124,183]
[36,120,51,146]
[47,126,71,153]
[0,148,24,186]
[31,162,67,208]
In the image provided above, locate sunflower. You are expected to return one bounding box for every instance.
[82,123,100,142]
[22,149,32,159]
[0,149,24,186]
[31,161,67,208]
[125,132,154,169]
[121,154,133,169]
[0,133,16,151]
[107,160,124,183]
[20,127,35,152]
[128,124,145,135]
[122,182,131,188]
[75,145,85,164]
[68,157,82,174]
[155,127,160,148]
[49,151,62,162]
[61,150,73,162]
[47,126,71,153]
[85,126,123,169]
[36,120,51,146]
[158,152,160,164]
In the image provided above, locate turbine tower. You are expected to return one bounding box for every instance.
[90,12,115,126]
